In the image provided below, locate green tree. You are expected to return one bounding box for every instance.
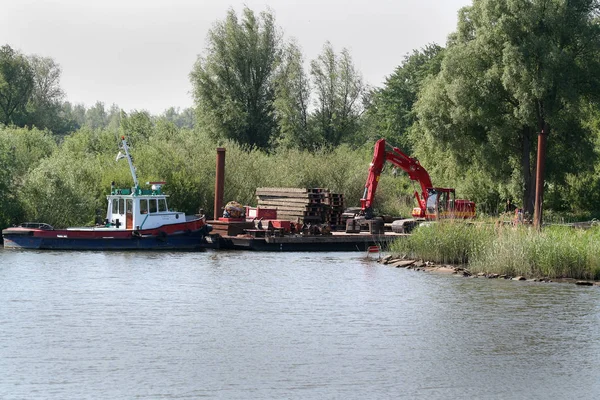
[364,44,444,151]
[26,54,66,132]
[85,101,108,130]
[190,7,281,150]
[60,101,86,132]
[107,103,123,132]
[310,42,366,147]
[162,107,195,129]
[415,0,600,218]
[120,110,154,144]
[0,45,34,126]
[0,126,57,229]
[273,41,312,149]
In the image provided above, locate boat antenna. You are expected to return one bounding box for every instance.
[119,136,139,190]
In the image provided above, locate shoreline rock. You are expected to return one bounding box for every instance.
[377,256,600,287]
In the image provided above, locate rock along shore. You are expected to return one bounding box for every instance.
[378,255,600,287]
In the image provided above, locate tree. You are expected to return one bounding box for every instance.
[0,126,57,229]
[364,44,444,151]
[0,45,34,126]
[273,41,312,149]
[120,110,154,143]
[162,107,195,129]
[26,54,65,132]
[310,42,366,147]
[190,7,281,150]
[415,0,600,220]
[85,101,108,130]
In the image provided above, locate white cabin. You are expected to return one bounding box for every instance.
[102,137,186,231]
[105,191,186,231]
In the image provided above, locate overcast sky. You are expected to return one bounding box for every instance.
[1,0,472,115]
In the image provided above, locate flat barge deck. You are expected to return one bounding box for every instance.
[206,231,406,252]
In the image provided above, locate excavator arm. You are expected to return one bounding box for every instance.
[360,139,433,218]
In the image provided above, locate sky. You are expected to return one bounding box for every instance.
[1,0,472,115]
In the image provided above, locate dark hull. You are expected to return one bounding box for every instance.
[3,222,211,251]
[3,233,206,251]
[208,232,403,252]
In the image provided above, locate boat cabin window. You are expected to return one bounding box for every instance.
[126,199,133,214]
[149,199,158,213]
[158,198,167,212]
[112,198,125,214]
[140,199,148,214]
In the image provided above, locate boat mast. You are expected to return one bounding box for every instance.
[120,136,139,190]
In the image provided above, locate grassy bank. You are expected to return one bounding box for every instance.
[390,221,600,280]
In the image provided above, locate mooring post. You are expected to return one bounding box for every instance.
[214,148,226,220]
[533,129,547,231]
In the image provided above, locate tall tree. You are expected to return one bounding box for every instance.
[364,44,444,151]
[85,101,108,130]
[273,41,312,149]
[27,54,66,132]
[0,45,34,126]
[310,42,366,147]
[416,0,600,219]
[190,7,281,150]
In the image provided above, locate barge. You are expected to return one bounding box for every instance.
[207,231,404,252]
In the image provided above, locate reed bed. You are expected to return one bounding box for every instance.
[390,221,600,280]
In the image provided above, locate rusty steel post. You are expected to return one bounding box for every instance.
[214,148,226,220]
[533,129,547,231]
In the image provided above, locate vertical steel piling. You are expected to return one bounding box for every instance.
[214,148,226,221]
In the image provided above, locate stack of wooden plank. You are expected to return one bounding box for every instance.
[326,193,345,227]
[256,187,329,224]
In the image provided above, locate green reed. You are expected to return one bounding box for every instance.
[390,221,600,280]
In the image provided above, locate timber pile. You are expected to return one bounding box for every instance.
[325,193,345,227]
[256,187,344,225]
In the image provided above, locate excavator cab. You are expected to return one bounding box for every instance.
[425,188,456,220]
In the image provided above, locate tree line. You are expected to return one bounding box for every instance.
[3,0,600,230]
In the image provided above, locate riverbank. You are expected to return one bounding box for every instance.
[389,221,600,281]
[378,255,600,287]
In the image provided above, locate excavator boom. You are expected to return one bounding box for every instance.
[361,139,432,217]
[360,138,475,220]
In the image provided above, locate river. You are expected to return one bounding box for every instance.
[1,248,599,399]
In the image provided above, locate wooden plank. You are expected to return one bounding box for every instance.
[256,193,325,199]
[257,200,328,207]
[256,187,308,194]
[263,196,325,204]
[257,198,315,205]
[258,207,311,213]
[256,206,328,214]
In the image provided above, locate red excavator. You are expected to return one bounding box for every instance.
[354,139,475,231]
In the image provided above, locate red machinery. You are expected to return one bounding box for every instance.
[360,139,475,220]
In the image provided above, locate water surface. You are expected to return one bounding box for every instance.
[1,249,599,399]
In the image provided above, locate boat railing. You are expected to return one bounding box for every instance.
[20,222,55,230]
